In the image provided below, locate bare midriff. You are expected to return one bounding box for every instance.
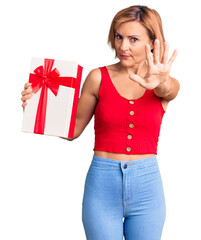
[94,150,155,161]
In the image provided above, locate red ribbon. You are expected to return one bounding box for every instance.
[29,58,76,134]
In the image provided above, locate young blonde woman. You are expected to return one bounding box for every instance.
[21,5,180,240]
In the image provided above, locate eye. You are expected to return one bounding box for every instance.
[115,33,122,40]
[130,37,138,42]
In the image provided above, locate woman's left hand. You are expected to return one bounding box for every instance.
[129,39,178,90]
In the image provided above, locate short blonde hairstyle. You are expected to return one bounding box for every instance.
[108,5,165,60]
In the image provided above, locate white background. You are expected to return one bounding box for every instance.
[0,0,200,239]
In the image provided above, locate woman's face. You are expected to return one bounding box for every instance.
[114,21,153,68]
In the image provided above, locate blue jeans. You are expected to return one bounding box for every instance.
[82,155,166,240]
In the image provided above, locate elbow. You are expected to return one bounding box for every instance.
[66,137,74,141]
[60,130,81,141]
[63,118,86,141]
[65,129,82,141]
[60,135,79,141]
[65,133,80,141]
[68,134,80,141]
[60,119,84,141]
[60,136,74,141]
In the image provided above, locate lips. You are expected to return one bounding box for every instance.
[120,55,131,59]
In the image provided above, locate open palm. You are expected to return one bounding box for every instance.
[130,39,178,90]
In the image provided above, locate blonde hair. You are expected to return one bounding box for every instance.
[108,5,165,60]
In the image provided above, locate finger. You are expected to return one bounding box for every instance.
[21,86,32,96]
[24,82,31,90]
[168,49,178,67]
[161,41,169,64]
[129,74,147,88]
[22,102,27,108]
[153,39,160,64]
[21,93,33,102]
[145,44,154,68]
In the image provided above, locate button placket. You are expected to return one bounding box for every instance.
[126,100,135,152]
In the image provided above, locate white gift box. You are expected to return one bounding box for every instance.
[21,57,82,138]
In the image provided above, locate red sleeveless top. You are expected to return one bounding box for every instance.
[93,66,165,154]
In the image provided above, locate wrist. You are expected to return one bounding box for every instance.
[154,75,172,97]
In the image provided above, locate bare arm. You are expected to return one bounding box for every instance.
[153,76,180,101]
[60,68,101,140]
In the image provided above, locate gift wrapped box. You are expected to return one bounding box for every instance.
[21,57,82,138]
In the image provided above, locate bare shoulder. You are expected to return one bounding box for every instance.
[87,68,102,81]
[106,63,120,72]
[81,68,102,100]
[105,62,122,78]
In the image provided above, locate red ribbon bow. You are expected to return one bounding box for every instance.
[29,58,76,134]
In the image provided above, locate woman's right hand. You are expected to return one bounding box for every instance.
[21,82,33,109]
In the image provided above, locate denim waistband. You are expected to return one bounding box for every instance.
[91,154,158,169]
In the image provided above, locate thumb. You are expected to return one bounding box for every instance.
[129,74,146,87]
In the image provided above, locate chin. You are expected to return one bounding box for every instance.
[119,59,135,68]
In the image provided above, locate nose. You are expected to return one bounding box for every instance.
[120,39,129,51]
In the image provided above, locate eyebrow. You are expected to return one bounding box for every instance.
[115,32,141,38]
